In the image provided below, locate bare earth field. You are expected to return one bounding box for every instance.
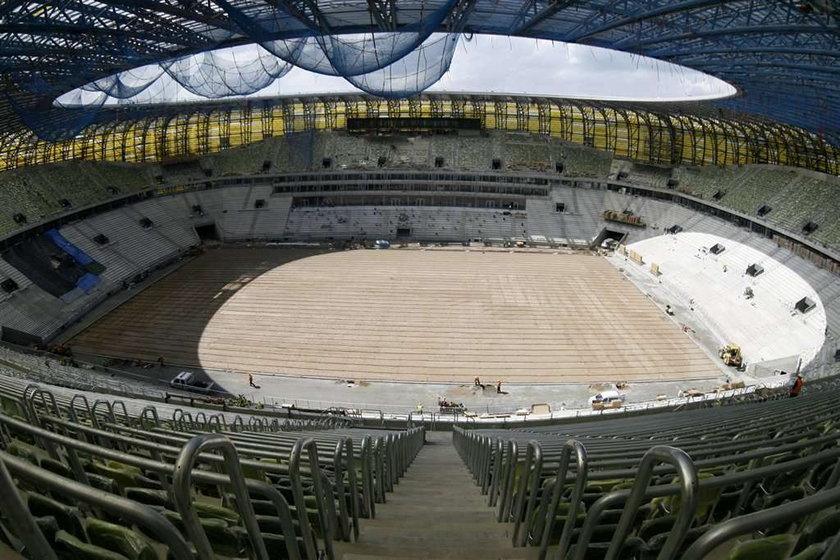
[71,247,721,383]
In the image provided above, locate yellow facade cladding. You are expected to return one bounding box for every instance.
[0,95,837,175]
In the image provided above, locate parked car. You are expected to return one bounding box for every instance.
[169,371,216,394]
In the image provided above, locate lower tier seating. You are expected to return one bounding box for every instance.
[0,376,424,559]
[454,376,840,559]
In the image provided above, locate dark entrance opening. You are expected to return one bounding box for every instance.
[195,224,219,242]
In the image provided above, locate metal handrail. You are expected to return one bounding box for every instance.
[41,413,333,492]
[27,388,60,426]
[513,440,543,546]
[333,436,361,541]
[171,408,184,430]
[21,383,39,403]
[540,439,588,560]
[503,436,840,532]
[497,439,519,523]
[385,433,395,492]
[91,399,116,430]
[596,446,698,560]
[360,435,375,519]
[0,413,300,559]
[111,400,131,426]
[172,408,194,431]
[0,457,58,559]
[682,485,840,560]
[318,468,341,552]
[208,413,226,432]
[290,437,335,560]
[173,433,269,560]
[139,405,160,430]
[68,394,91,424]
[488,437,504,507]
[371,437,385,504]
[0,450,193,559]
[182,410,195,430]
[477,434,491,491]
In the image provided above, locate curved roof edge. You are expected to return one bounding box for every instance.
[0,1,837,144]
[0,92,837,176]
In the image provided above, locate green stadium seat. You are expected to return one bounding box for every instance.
[85,518,157,560]
[27,492,86,539]
[790,542,827,560]
[124,488,171,509]
[54,530,130,560]
[727,533,797,560]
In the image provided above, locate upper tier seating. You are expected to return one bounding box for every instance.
[673,165,840,248]
[2,172,838,345]
[612,163,672,189]
[201,140,275,177]
[0,131,837,261]
[562,145,612,178]
[0,162,159,239]
[0,170,64,237]
[1,132,837,251]
[283,206,526,243]
[454,376,840,559]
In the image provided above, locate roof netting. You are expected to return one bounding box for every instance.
[65,31,462,105]
[0,1,838,145]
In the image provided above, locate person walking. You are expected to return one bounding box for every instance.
[249,373,258,388]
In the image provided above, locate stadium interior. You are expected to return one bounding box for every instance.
[1,1,840,559]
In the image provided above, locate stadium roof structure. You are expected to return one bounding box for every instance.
[0,1,838,147]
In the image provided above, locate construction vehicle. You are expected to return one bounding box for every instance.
[589,390,626,410]
[720,344,743,367]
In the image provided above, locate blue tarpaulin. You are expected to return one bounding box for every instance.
[45,228,104,294]
[76,272,101,293]
[44,229,95,266]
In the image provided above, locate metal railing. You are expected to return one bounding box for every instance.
[173,433,270,560]
[0,450,194,560]
[682,485,840,560]
[451,389,840,557]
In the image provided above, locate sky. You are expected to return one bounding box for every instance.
[60,35,736,106]
[275,35,735,101]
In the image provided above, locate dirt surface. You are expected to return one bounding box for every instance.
[71,247,720,383]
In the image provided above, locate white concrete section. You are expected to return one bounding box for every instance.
[625,232,827,367]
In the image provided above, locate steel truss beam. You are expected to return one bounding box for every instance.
[0,0,837,147]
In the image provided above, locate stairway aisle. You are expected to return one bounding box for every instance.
[336,431,538,559]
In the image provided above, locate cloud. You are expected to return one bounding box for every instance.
[273,36,734,101]
[75,35,735,106]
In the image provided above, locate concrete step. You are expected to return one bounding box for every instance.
[380,492,490,503]
[339,432,532,559]
[366,504,497,517]
[357,519,507,532]
[358,525,510,545]
[339,546,540,560]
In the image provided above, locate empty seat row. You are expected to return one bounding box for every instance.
[0,374,424,559]
[454,375,840,559]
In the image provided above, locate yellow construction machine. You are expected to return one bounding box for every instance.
[720,343,743,367]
